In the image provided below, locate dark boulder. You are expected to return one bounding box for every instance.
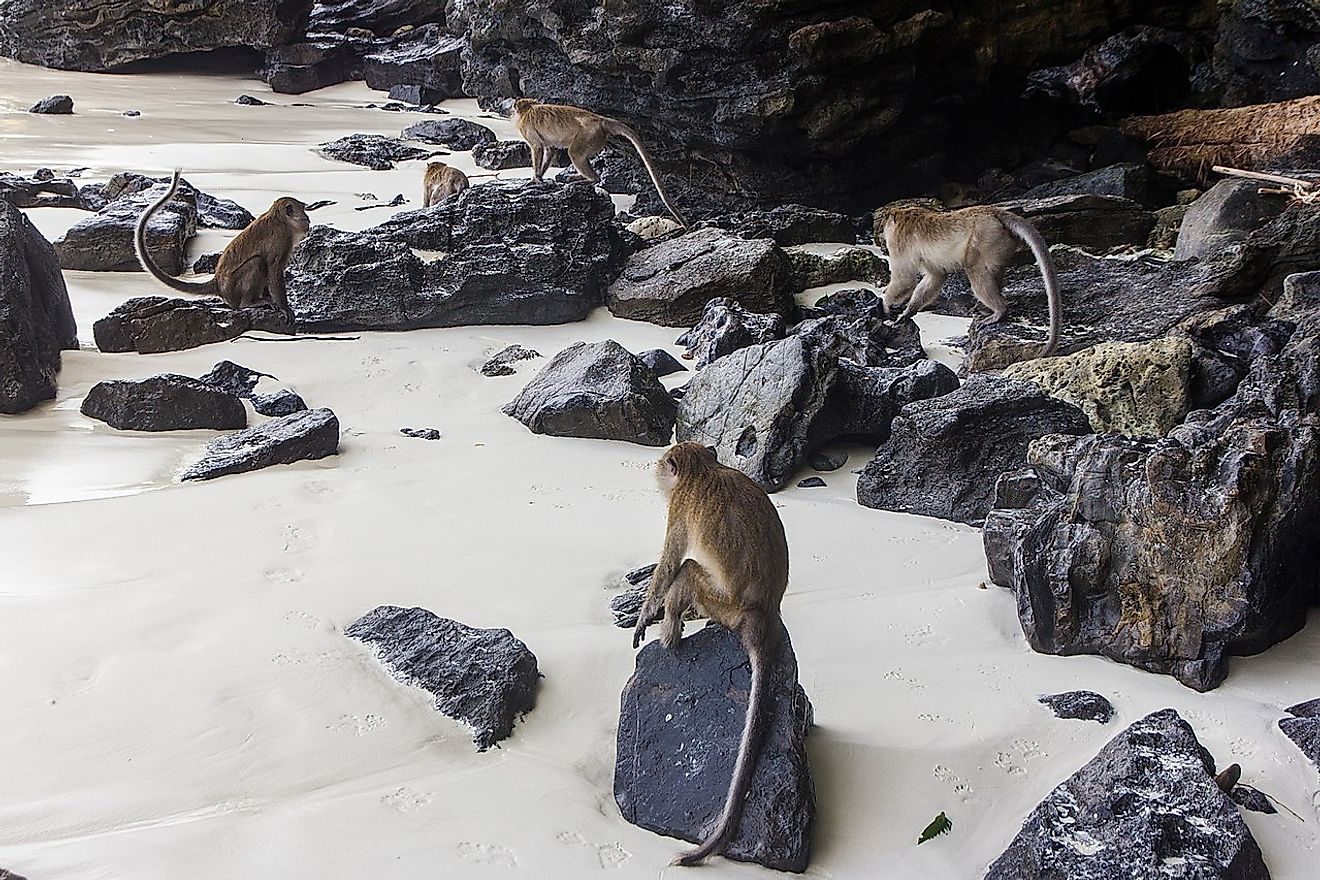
[607,228,794,327]
[319,134,433,170]
[29,95,73,114]
[236,94,271,106]
[702,205,859,246]
[1038,691,1115,724]
[637,348,686,377]
[80,374,247,431]
[363,24,465,100]
[100,172,254,230]
[615,623,814,873]
[346,605,538,751]
[389,83,443,105]
[1022,163,1153,205]
[502,340,676,446]
[193,252,221,274]
[992,194,1156,254]
[1215,0,1320,105]
[287,180,625,331]
[402,117,496,150]
[252,389,307,416]
[0,201,78,414]
[1174,178,1292,262]
[787,247,885,291]
[986,709,1269,880]
[797,476,826,488]
[0,0,312,71]
[0,172,83,209]
[982,272,1320,690]
[262,36,365,94]
[55,181,197,273]
[791,313,926,369]
[179,407,340,481]
[480,344,541,377]
[676,298,787,369]
[857,374,1091,526]
[400,426,441,440]
[472,140,532,170]
[1279,698,1320,776]
[809,448,847,472]
[94,297,291,353]
[197,360,307,416]
[308,0,444,35]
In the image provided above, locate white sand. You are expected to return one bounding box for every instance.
[1,59,1317,879]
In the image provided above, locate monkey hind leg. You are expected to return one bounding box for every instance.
[968,266,1009,323]
[660,559,711,649]
[897,269,947,322]
[880,268,919,316]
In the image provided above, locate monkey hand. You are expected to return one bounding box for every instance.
[632,618,649,650]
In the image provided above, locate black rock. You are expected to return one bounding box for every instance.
[797,477,826,488]
[1024,27,1202,117]
[609,564,658,628]
[0,201,79,414]
[29,95,73,114]
[55,181,197,272]
[402,117,496,150]
[388,83,444,105]
[122,109,140,117]
[1174,178,1292,262]
[472,140,532,170]
[81,374,247,431]
[252,388,307,416]
[1038,691,1115,724]
[400,426,441,440]
[986,709,1269,880]
[787,247,886,291]
[319,134,433,170]
[992,194,1156,254]
[0,869,29,880]
[236,94,270,106]
[192,252,221,274]
[480,344,541,377]
[676,297,787,369]
[287,180,626,331]
[179,407,340,481]
[607,228,794,327]
[1022,163,1153,205]
[791,313,926,370]
[1215,0,1320,105]
[308,0,443,36]
[0,171,84,209]
[502,340,676,446]
[615,623,814,873]
[363,24,465,101]
[808,449,847,472]
[554,144,645,196]
[262,36,364,94]
[703,204,859,246]
[346,605,539,751]
[101,172,254,230]
[1279,698,1320,777]
[198,359,274,396]
[678,335,959,491]
[94,297,292,354]
[637,348,687,377]
[1231,786,1277,815]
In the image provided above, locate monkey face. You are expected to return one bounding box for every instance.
[656,453,678,494]
[278,199,311,236]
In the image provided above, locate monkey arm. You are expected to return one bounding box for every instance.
[633,520,687,648]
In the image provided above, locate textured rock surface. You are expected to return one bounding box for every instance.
[702,205,859,246]
[1023,164,1153,203]
[480,344,541,377]
[636,348,686,378]
[100,172,254,230]
[1278,698,1320,776]
[0,0,313,71]
[676,298,786,369]
[402,117,495,150]
[857,375,1091,525]
[0,171,84,209]
[787,247,885,291]
[502,340,676,446]
[1174,178,1292,262]
[1003,336,1193,437]
[993,194,1157,254]
[179,407,340,481]
[1038,691,1115,724]
[472,140,533,171]
[262,35,366,94]
[318,133,434,170]
[982,272,1320,690]
[308,0,444,35]
[0,201,78,414]
[55,182,197,273]
[615,623,814,873]
[93,297,291,354]
[1215,0,1320,105]
[363,24,464,100]
[199,360,305,416]
[29,95,73,114]
[287,180,625,331]
[607,228,793,327]
[986,709,1269,880]
[80,375,247,431]
[346,605,538,751]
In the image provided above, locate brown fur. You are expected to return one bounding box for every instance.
[134,171,310,324]
[633,442,788,867]
[879,204,1062,358]
[512,98,686,226]
[422,161,470,207]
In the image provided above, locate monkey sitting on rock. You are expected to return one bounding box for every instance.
[135,170,309,327]
[877,204,1062,359]
[633,442,789,866]
[421,160,469,207]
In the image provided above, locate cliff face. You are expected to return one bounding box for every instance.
[447,0,1220,211]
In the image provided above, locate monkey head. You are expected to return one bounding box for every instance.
[512,97,538,118]
[656,442,720,493]
[272,197,311,239]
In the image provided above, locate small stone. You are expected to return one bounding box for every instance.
[797,477,826,488]
[808,449,847,472]
[401,118,496,150]
[235,94,270,106]
[30,95,73,114]
[122,109,141,117]
[1230,786,1277,814]
[481,344,541,377]
[1038,691,1115,723]
[252,388,307,417]
[400,427,441,440]
[636,348,687,377]
[192,252,221,274]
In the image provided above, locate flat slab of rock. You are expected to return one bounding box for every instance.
[986,708,1269,880]
[607,228,794,327]
[503,340,676,446]
[1279,698,1320,776]
[319,134,433,170]
[1038,691,1115,723]
[363,25,464,100]
[81,374,246,431]
[704,204,859,246]
[93,297,291,354]
[0,171,84,209]
[402,117,495,150]
[346,605,538,751]
[178,407,339,481]
[857,374,1091,525]
[1,201,78,414]
[615,623,815,873]
[55,182,197,273]
[472,140,533,170]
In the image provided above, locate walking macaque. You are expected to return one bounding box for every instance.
[878,205,1062,358]
[633,442,788,866]
[512,97,686,227]
[135,171,310,324]
[421,161,470,207]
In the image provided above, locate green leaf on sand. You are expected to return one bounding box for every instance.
[918,811,952,844]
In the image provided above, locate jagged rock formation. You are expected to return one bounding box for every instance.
[81,375,248,431]
[179,407,340,480]
[93,297,291,353]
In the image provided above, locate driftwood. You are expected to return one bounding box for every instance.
[1123,96,1320,182]
[1212,166,1319,204]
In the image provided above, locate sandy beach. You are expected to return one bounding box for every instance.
[1,58,1318,879]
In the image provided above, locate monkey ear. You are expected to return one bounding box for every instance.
[667,458,678,476]
[704,445,718,457]
[284,203,297,217]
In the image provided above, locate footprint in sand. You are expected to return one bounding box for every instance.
[381,787,432,813]
[556,833,632,870]
[457,842,518,867]
[933,763,973,796]
[1013,738,1044,761]
[1228,736,1256,759]
[994,751,1027,775]
[283,610,322,628]
[556,832,588,846]
[264,568,305,584]
[328,713,385,735]
[904,625,934,646]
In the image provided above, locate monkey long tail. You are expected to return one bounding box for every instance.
[673,630,773,867]
[134,170,216,296]
[603,119,687,228]
[999,212,1061,357]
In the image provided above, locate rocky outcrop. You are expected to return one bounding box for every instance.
[402,117,495,150]
[676,298,786,369]
[1022,164,1153,203]
[318,133,434,170]
[93,297,291,353]
[607,228,793,327]
[346,605,539,751]
[363,24,464,100]
[982,271,1320,690]
[29,95,73,114]
[1003,336,1192,437]
[857,375,1091,525]
[1215,0,1320,105]
[993,194,1156,253]
[262,34,368,93]
[1174,178,1291,262]
[0,0,313,71]
[287,180,626,331]
[1279,698,1320,776]
[986,709,1269,880]
[615,623,814,873]
[178,407,340,481]
[307,0,444,36]
[701,205,859,246]
[0,171,84,209]
[678,336,958,491]
[80,375,247,431]
[787,247,885,291]
[1038,691,1115,723]
[472,140,533,170]
[55,182,197,273]
[100,172,255,230]
[502,340,676,446]
[0,201,78,414]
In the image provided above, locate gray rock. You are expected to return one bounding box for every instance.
[791,313,925,369]
[609,564,658,628]
[985,709,1269,880]
[80,374,247,431]
[179,407,340,481]
[402,117,496,150]
[1174,178,1292,262]
[0,869,29,880]
[308,0,444,35]
[192,252,221,274]
[319,134,433,170]
[346,605,538,751]
[29,94,73,114]
[236,94,270,106]
[1023,163,1153,204]
[388,83,444,105]
[363,24,465,101]
[679,336,959,491]
[502,340,676,446]
[857,374,1091,526]
[637,348,687,377]
[0,171,83,208]
[615,623,814,873]
[675,298,786,369]
[472,140,532,170]
[0,201,78,414]
[55,182,197,273]
[93,296,291,354]
[480,344,541,377]
[992,194,1156,254]
[1215,0,1320,105]
[808,448,847,472]
[787,247,885,291]
[197,360,273,395]
[703,204,859,246]
[797,476,826,488]
[1279,698,1320,777]
[100,172,255,230]
[252,388,307,416]
[400,426,441,440]
[262,36,364,94]
[1038,691,1115,724]
[608,228,794,327]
